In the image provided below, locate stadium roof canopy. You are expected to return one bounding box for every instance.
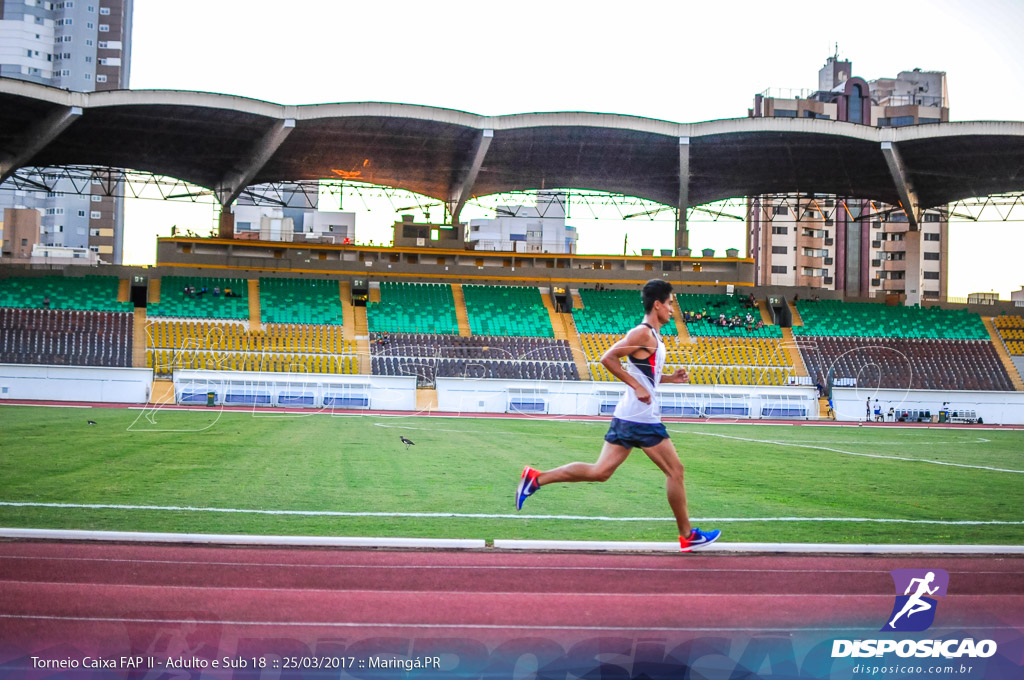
[2,78,1023,231]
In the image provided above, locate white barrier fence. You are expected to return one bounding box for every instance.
[172,370,416,411]
[0,364,151,403]
[831,387,1024,425]
[4,364,1024,424]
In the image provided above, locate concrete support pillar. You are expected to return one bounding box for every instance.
[449,129,493,225]
[0,106,82,183]
[880,140,920,230]
[676,136,690,255]
[676,206,689,254]
[214,118,295,208]
[904,228,923,307]
[218,209,234,239]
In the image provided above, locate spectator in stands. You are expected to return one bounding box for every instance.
[42,295,50,309]
[887,406,895,422]
[815,377,825,398]
[515,279,720,553]
[213,287,220,298]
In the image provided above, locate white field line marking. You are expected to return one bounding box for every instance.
[1,501,1020,525]
[1,403,91,408]
[678,430,1024,473]
[0,613,1012,634]
[1,555,1020,575]
[742,438,991,445]
[373,422,997,445]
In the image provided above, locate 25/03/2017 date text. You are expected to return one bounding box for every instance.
[32,657,444,672]
[279,657,442,671]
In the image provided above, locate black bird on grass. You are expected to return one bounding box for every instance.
[87,420,97,426]
[400,435,415,450]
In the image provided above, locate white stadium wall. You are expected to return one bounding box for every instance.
[171,371,417,411]
[831,387,1024,425]
[0,364,151,403]
[4,364,1024,424]
[436,379,819,419]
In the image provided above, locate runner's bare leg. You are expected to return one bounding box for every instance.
[537,441,631,485]
[641,438,691,537]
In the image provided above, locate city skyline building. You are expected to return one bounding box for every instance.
[0,0,132,264]
[748,56,949,301]
[468,191,578,254]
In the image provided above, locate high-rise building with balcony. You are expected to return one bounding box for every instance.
[748,57,949,300]
[0,0,132,264]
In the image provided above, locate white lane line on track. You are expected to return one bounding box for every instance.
[679,430,1024,473]
[0,613,1013,634]
[1,555,1020,574]
[2,502,1020,524]
[0,580,911,597]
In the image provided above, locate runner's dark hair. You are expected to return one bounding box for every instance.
[641,279,673,313]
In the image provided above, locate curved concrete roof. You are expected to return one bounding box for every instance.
[1,79,1023,218]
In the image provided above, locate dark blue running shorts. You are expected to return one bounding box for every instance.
[604,417,670,449]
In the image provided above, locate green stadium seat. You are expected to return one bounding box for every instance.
[0,275,132,312]
[675,293,781,338]
[366,282,459,334]
[792,300,989,339]
[259,277,343,325]
[572,289,680,336]
[148,276,249,320]
[462,285,553,337]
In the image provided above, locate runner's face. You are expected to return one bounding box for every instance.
[654,295,673,324]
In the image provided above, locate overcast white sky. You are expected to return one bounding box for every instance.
[123,0,1024,297]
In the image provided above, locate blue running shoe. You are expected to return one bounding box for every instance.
[515,466,541,510]
[680,527,721,552]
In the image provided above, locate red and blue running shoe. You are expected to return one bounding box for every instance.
[679,527,721,552]
[515,466,541,510]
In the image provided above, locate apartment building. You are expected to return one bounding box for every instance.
[0,0,132,264]
[748,57,949,300]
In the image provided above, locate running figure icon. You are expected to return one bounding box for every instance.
[888,571,939,629]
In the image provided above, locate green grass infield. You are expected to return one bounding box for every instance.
[0,405,1022,545]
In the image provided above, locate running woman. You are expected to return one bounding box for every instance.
[515,279,721,552]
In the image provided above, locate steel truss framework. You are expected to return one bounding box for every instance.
[3,165,1023,225]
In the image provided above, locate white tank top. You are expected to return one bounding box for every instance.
[612,323,666,424]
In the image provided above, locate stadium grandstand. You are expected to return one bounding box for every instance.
[1,259,1022,423]
[0,80,1023,423]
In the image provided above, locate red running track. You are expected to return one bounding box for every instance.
[1,541,1022,677]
